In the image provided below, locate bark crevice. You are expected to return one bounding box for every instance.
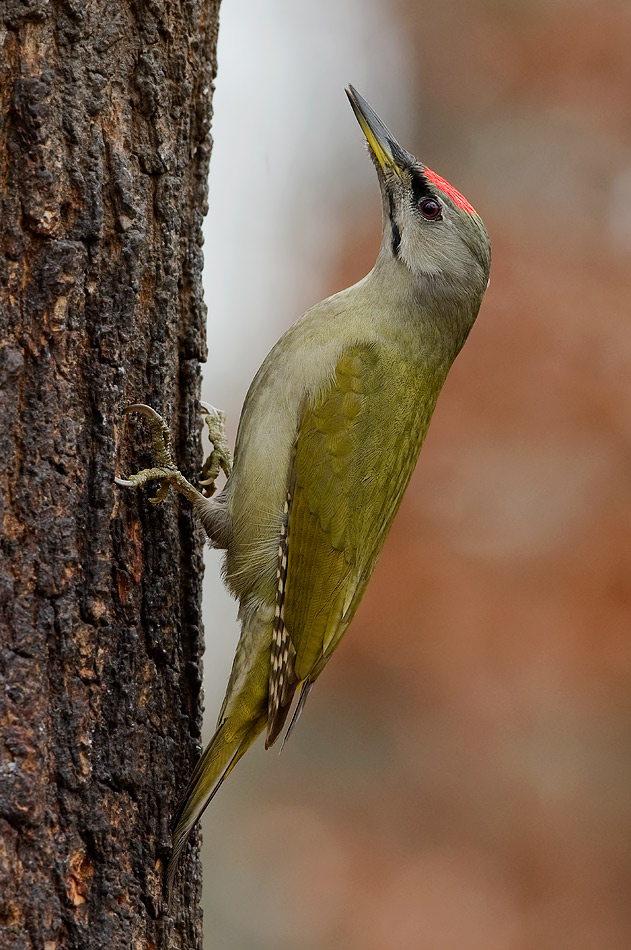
[0,1,221,946]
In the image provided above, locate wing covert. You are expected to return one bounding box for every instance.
[282,344,435,682]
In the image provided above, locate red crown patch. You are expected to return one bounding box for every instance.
[424,167,477,217]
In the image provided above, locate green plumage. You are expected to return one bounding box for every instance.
[287,344,439,680]
[120,87,491,893]
[167,331,457,885]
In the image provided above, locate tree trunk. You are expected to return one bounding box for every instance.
[0,1,220,946]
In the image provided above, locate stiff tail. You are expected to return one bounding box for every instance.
[166,715,264,896]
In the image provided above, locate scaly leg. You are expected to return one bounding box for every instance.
[115,403,231,507]
[199,402,232,497]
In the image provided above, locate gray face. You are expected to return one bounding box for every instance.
[345,85,490,303]
[378,160,491,299]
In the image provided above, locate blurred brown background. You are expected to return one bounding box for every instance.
[200,1,631,947]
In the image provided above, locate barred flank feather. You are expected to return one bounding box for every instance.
[266,492,298,748]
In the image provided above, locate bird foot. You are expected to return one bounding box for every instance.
[199,402,232,497]
[115,403,229,506]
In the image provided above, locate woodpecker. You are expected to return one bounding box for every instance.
[116,86,491,892]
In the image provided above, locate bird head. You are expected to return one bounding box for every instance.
[346,86,490,303]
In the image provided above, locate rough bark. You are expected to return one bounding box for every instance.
[0,1,220,947]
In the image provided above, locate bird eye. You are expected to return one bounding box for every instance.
[419,197,441,220]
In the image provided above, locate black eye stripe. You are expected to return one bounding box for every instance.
[409,168,434,203]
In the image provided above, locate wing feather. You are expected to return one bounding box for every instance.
[282,344,436,684]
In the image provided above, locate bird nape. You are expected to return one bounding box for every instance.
[115,85,491,896]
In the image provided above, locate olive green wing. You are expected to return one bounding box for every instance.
[283,343,435,684]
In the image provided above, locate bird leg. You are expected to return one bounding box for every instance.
[115,403,231,506]
[198,402,232,497]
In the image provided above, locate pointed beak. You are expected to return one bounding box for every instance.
[345,85,411,178]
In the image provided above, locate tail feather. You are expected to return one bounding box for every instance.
[166,716,265,897]
[280,679,313,752]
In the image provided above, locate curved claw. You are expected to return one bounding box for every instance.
[114,477,137,488]
[124,403,165,423]
[200,401,223,423]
